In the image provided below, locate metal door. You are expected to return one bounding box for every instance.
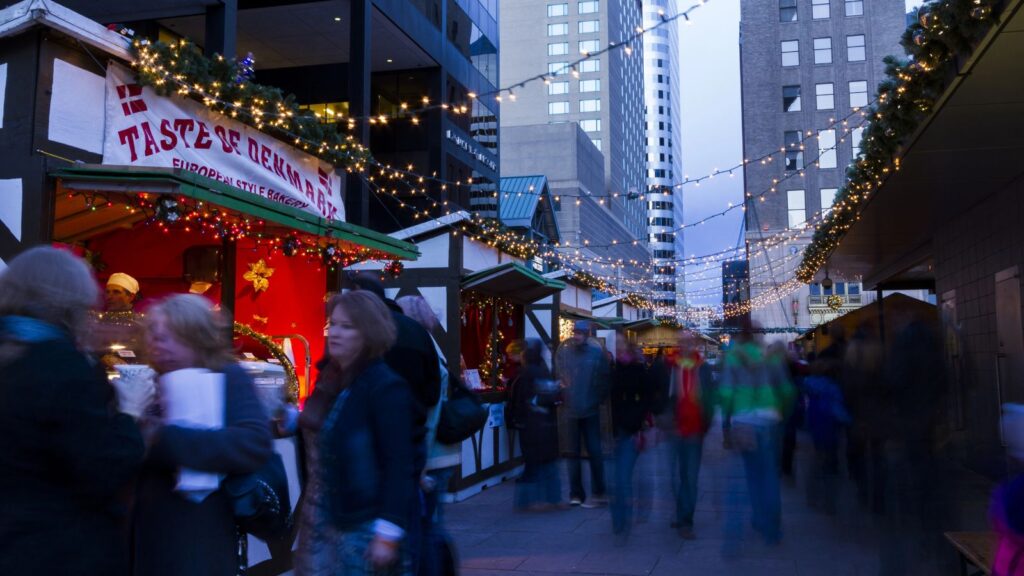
[995,267,1024,442]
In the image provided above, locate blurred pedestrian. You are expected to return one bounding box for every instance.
[670,330,715,540]
[803,355,851,515]
[0,246,144,575]
[134,294,273,576]
[720,328,793,545]
[556,320,611,507]
[511,338,564,512]
[842,322,886,512]
[318,291,416,575]
[395,295,461,576]
[609,334,653,542]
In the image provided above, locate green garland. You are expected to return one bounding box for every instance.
[233,321,299,402]
[798,0,999,283]
[132,39,372,171]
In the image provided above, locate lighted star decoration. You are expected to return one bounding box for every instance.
[243,259,275,293]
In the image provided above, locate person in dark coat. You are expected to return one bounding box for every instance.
[346,275,439,574]
[347,274,440,469]
[318,290,416,575]
[512,338,563,511]
[134,294,273,576]
[609,333,653,540]
[0,246,144,576]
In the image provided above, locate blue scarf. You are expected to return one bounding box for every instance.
[0,316,68,343]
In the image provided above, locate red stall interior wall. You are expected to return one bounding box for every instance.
[84,225,222,311]
[84,226,327,399]
[233,238,327,398]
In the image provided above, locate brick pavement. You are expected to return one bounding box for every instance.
[445,424,994,576]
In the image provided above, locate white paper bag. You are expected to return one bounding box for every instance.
[159,368,225,502]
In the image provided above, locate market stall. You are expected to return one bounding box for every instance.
[0,6,419,569]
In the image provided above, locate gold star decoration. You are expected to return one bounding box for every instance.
[243,259,274,293]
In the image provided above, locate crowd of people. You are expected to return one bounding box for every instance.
[0,247,456,576]
[6,245,1021,575]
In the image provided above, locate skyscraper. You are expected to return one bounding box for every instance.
[739,0,907,336]
[500,0,648,246]
[642,0,684,316]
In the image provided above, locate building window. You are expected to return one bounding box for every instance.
[547,23,568,36]
[818,129,837,168]
[780,0,797,22]
[785,130,803,171]
[591,138,602,150]
[847,34,866,61]
[548,101,570,115]
[579,98,601,112]
[578,20,600,33]
[849,80,868,108]
[820,188,838,216]
[548,81,569,95]
[852,126,865,157]
[548,3,568,16]
[812,0,830,19]
[548,42,568,56]
[580,79,601,92]
[579,0,599,14]
[845,0,863,16]
[580,119,601,132]
[783,85,801,112]
[788,189,806,228]
[815,82,834,110]
[579,39,601,54]
[813,37,832,64]
[580,59,600,73]
[548,62,568,75]
[781,40,799,66]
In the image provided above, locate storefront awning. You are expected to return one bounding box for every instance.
[462,262,566,304]
[51,165,419,261]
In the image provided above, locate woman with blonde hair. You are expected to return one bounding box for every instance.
[0,246,144,575]
[133,294,272,576]
[298,290,416,576]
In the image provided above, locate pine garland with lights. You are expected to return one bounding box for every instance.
[132,39,372,170]
[798,0,999,282]
[233,321,298,402]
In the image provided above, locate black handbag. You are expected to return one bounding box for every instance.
[223,452,291,542]
[436,378,488,445]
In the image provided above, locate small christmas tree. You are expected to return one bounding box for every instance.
[478,331,504,386]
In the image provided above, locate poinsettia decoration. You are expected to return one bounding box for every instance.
[243,259,275,293]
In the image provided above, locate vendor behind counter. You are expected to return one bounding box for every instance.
[90,272,145,368]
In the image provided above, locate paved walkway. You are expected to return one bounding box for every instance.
[446,424,994,576]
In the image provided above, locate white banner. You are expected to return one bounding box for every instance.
[103,64,344,221]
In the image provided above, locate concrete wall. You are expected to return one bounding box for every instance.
[500,123,648,267]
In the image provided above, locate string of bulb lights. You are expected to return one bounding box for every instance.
[124,3,902,321]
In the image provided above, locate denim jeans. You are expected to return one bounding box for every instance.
[567,415,606,501]
[673,436,704,529]
[337,522,411,576]
[611,434,639,534]
[738,420,782,543]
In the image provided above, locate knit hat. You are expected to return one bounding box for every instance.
[107,272,139,295]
